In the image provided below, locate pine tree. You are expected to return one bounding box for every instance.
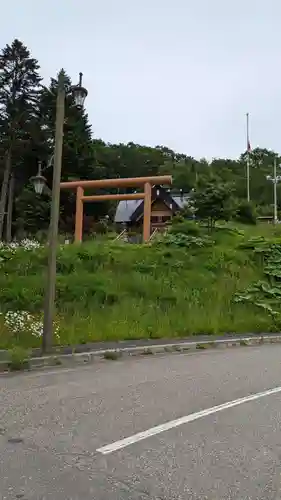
[0,38,41,240]
[14,71,97,236]
[39,72,93,179]
[36,72,95,233]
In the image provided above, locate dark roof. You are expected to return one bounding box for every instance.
[114,187,190,223]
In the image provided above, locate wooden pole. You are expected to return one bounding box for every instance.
[75,186,84,243]
[5,171,14,242]
[42,70,65,354]
[143,182,152,242]
[0,150,11,240]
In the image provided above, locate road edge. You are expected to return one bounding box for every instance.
[1,334,281,374]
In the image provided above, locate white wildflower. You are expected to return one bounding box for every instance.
[0,239,41,252]
[3,310,60,340]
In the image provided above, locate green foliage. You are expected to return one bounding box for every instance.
[1,225,280,349]
[0,38,42,240]
[193,180,235,230]
[0,38,41,139]
[160,233,211,248]
[170,220,200,236]
[181,204,195,219]
[14,186,50,236]
[258,204,274,216]
[236,200,257,225]
[8,346,30,371]
[235,239,281,320]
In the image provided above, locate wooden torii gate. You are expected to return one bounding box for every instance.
[60,175,172,243]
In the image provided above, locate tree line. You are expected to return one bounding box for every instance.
[0,39,280,240]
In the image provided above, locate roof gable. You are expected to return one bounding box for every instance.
[114,187,190,223]
[130,186,180,222]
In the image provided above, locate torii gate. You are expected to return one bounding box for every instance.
[60,175,172,243]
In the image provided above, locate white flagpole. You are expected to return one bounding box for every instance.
[246,112,250,202]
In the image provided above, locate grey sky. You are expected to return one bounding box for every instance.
[1,0,280,159]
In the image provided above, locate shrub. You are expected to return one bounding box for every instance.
[170,220,200,236]
[8,346,30,371]
[236,201,257,225]
[161,233,212,248]
[193,180,235,230]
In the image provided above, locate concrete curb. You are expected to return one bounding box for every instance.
[1,334,281,374]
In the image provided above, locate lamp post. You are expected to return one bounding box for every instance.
[266,158,281,225]
[31,161,46,195]
[31,70,88,353]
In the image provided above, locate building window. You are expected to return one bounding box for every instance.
[151,216,161,223]
[151,215,173,224]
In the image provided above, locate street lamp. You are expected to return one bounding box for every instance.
[30,162,46,195]
[72,72,88,109]
[31,70,88,353]
[266,158,281,224]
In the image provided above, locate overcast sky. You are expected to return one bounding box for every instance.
[1,0,280,159]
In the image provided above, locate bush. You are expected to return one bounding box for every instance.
[8,346,30,371]
[257,204,273,216]
[160,233,212,248]
[236,201,257,225]
[170,220,200,236]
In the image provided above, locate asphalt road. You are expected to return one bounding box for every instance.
[1,345,281,499]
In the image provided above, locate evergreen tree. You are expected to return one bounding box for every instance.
[16,71,98,235]
[0,39,41,239]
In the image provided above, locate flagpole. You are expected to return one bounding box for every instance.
[246,112,250,202]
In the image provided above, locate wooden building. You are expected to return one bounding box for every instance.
[114,185,189,233]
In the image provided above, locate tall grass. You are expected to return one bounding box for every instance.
[0,224,279,348]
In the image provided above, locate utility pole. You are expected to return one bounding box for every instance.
[274,159,277,224]
[246,112,251,202]
[42,70,65,353]
[5,171,14,242]
[0,150,11,240]
[266,158,281,224]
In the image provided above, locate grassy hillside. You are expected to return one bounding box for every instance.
[1,221,281,349]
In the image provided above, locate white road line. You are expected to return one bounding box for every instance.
[97,385,281,455]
